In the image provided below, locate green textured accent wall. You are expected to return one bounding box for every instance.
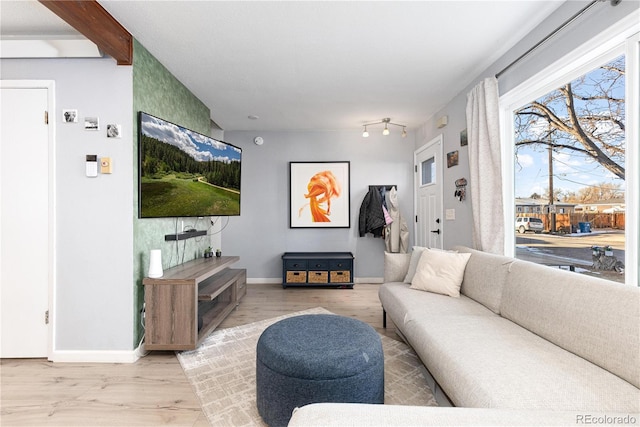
[132,39,212,346]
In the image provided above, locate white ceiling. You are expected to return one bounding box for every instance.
[0,0,79,35]
[2,0,565,132]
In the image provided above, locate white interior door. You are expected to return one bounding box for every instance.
[1,83,53,358]
[415,135,443,249]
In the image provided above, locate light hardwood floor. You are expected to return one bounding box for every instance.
[1,283,398,426]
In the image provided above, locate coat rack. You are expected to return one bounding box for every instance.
[369,185,396,192]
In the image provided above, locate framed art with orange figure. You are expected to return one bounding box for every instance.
[289,161,350,228]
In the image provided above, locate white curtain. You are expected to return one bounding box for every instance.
[465,77,504,255]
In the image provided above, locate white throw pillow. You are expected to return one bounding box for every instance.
[410,249,471,297]
[403,246,428,283]
[403,246,458,283]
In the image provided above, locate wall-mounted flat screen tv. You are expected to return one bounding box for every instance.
[138,112,241,218]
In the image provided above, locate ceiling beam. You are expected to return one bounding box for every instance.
[38,0,132,65]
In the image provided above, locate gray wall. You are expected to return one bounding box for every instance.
[416,103,473,250]
[223,129,415,281]
[415,0,638,250]
[1,58,134,351]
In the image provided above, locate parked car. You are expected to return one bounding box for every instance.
[515,217,544,234]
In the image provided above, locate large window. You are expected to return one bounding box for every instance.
[514,55,626,283]
[501,23,639,287]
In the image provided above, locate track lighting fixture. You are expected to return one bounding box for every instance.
[361,118,407,138]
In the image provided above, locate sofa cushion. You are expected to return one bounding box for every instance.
[410,249,471,297]
[401,313,640,411]
[453,246,515,314]
[379,282,495,332]
[500,260,640,389]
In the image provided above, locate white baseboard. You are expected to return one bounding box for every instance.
[247,277,384,284]
[247,278,282,284]
[355,277,384,284]
[50,349,140,363]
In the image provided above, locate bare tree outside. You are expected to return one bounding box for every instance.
[515,55,625,183]
[566,182,624,204]
[531,182,623,204]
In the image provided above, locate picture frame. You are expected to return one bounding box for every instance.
[289,161,350,228]
[447,150,459,168]
[106,124,122,138]
[460,128,468,146]
[84,116,99,130]
[62,109,78,123]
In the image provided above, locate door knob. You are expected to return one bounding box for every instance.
[430,229,440,234]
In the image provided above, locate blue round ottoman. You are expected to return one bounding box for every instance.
[256,314,384,427]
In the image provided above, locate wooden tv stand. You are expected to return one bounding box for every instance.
[143,256,246,350]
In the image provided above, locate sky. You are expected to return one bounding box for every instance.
[514,146,623,198]
[140,113,241,164]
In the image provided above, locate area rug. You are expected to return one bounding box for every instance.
[177,307,437,426]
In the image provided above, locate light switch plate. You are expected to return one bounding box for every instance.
[446,209,456,220]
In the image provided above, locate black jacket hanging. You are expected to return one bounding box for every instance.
[359,188,386,237]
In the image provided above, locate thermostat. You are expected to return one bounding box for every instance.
[86,155,98,177]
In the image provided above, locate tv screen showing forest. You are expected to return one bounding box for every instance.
[138,112,241,218]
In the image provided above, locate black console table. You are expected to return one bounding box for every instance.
[282,252,354,289]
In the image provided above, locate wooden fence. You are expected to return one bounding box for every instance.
[517,213,625,232]
[569,213,625,230]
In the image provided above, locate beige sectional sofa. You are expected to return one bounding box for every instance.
[289,246,640,426]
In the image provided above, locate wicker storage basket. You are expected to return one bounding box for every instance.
[308,271,329,283]
[330,271,351,283]
[286,271,307,283]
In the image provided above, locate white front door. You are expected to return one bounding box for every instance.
[415,135,443,249]
[1,82,53,358]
